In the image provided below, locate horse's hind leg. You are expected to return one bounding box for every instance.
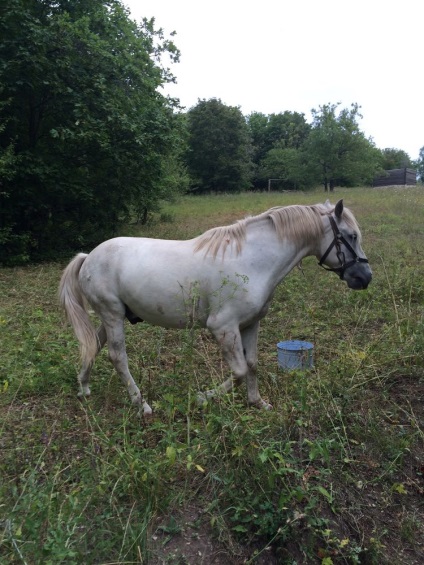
[103,316,152,416]
[77,324,107,398]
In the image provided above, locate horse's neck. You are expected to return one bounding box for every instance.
[246,221,315,284]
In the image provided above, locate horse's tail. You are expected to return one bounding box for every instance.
[59,253,98,366]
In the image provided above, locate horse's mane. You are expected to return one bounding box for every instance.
[194,203,361,258]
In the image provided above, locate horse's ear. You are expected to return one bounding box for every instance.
[335,199,344,219]
[324,199,331,208]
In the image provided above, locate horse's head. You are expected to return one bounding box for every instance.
[318,200,372,290]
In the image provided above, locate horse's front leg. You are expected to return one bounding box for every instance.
[198,323,246,404]
[200,321,271,409]
[241,322,272,410]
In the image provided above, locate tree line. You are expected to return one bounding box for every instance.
[0,0,422,264]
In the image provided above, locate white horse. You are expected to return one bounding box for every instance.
[59,199,371,415]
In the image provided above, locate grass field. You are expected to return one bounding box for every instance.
[1,187,423,564]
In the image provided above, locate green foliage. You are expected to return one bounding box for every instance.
[247,111,311,189]
[0,0,183,264]
[0,409,175,564]
[248,111,310,160]
[305,103,382,190]
[186,98,253,193]
[380,147,414,170]
[416,146,424,182]
[259,146,315,190]
[201,408,335,544]
[247,105,382,191]
[246,111,269,165]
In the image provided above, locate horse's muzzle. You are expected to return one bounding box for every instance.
[343,264,372,290]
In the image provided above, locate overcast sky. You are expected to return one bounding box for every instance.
[125,0,422,160]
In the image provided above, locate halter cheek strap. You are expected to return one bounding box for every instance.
[318,216,369,279]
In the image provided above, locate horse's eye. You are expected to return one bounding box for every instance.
[350,233,358,242]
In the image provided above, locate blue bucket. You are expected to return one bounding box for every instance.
[277,340,314,371]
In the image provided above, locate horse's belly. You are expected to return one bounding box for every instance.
[134,308,207,330]
[121,279,210,329]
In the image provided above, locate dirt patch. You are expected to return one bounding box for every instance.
[149,504,281,564]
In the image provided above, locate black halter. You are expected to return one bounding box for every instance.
[318,216,369,279]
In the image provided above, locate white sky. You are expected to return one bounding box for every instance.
[125,0,423,160]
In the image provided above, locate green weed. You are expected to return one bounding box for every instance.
[1,187,424,563]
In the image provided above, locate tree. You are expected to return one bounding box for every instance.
[259,146,314,190]
[380,148,413,170]
[247,112,269,165]
[305,103,381,191]
[417,146,424,182]
[266,112,310,151]
[0,0,182,263]
[247,111,310,188]
[186,99,253,193]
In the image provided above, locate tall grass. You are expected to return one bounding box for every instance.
[1,187,423,564]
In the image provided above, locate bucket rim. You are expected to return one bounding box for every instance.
[277,340,314,351]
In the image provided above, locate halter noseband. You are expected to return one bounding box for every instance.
[318,215,369,279]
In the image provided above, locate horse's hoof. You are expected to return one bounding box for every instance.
[142,401,153,415]
[196,392,208,407]
[251,399,273,410]
[142,411,154,423]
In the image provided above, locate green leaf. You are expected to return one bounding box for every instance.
[166,446,176,465]
[391,482,407,494]
[232,525,248,533]
[317,485,333,502]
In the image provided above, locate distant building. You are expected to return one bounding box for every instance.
[373,168,417,187]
